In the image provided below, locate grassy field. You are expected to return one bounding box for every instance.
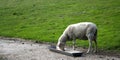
[0,0,120,50]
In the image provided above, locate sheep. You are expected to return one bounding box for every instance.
[56,22,97,53]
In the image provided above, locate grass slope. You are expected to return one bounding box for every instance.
[0,0,120,50]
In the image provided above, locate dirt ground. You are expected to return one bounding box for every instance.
[0,37,120,60]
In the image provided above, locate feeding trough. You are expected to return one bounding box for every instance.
[48,45,83,57]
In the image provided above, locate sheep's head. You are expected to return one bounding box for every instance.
[56,42,65,51]
[56,34,67,51]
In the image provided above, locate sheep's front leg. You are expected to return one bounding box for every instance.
[73,39,76,50]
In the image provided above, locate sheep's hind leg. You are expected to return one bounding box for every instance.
[87,40,92,53]
[87,34,93,53]
[93,40,97,53]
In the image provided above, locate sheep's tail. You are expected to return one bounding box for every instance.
[94,29,97,41]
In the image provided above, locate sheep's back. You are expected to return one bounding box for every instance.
[68,22,97,40]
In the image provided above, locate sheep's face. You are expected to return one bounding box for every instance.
[56,42,65,51]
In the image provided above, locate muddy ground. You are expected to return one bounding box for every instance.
[0,37,120,60]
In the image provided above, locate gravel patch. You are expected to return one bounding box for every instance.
[0,38,120,60]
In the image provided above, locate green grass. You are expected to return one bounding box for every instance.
[0,0,120,50]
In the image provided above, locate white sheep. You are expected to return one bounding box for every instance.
[56,22,97,53]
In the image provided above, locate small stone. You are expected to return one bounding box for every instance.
[31,44,32,46]
[31,58,36,60]
[35,41,39,43]
[99,56,103,58]
[22,43,24,44]
[112,58,114,60]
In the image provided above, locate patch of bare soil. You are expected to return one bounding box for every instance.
[0,37,120,60]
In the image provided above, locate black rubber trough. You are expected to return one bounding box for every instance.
[48,45,83,57]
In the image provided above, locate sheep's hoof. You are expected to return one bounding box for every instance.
[93,50,97,53]
[73,49,75,51]
[86,51,90,54]
[86,50,90,53]
[86,51,92,54]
